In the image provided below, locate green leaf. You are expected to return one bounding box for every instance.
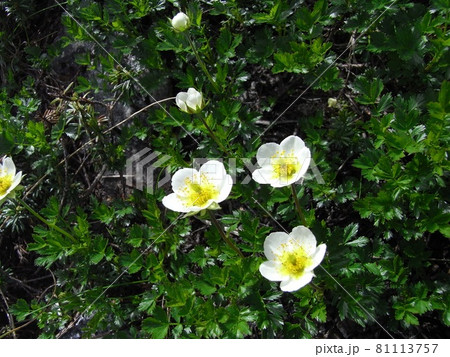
[165,282,194,307]
[353,150,382,180]
[345,236,369,247]
[194,280,216,295]
[119,249,143,274]
[353,76,384,105]
[343,223,359,243]
[10,299,31,322]
[310,303,327,322]
[273,39,331,74]
[438,80,450,113]
[364,263,383,276]
[443,310,450,326]
[216,28,242,61]
[142,306,169,339]
[404,312,420,326]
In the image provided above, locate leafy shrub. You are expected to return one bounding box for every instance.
[0,0,448,338]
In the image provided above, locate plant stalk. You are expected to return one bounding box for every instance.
[16,197,77,243]
[186,35,220,92]
[196,114,232,157]
[290,184,308,227]
[208,211,244,258]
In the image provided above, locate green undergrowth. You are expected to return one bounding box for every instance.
[0,0,449,338]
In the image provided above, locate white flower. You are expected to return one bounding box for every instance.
[328,97,338,108]
[162,160,232,214]
[252,135,311,187]
[176,88,204,114]
[259,226,326,292]
[0,156,22,204]
[171,12,190,32]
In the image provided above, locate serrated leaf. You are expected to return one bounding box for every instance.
[343,223,359,243]
[142,306,169,339]
[310,304,327,322]
[119,250,143,274]
[353,76,384,105]
[404,312,420,325]
[364,263,382,276]
[216,28,242,60]
[194,280,216,295]
[345,236,369,247]
[10,299,31,322]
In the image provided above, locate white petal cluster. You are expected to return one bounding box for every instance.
[259,226,326,292]
[162,160,232,214]
[171,12,190,32]
[252,135,311,187]
[176,88,204,114]
[0,156,22,204]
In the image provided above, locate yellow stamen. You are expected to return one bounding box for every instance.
[180,173,219,207]
[271,150,300,182]
[277,243,311,279]
[0,174,13,196]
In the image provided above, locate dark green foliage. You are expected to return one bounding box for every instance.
[0,0,448,339]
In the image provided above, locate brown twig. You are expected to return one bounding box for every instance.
[0,288,16,338]
[82,163,108,198]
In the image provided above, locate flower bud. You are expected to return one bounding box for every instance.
[176,88,204,114]
[171,12,190,32]
[328,97,338,108]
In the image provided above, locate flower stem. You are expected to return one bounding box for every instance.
[310,282,324,293]
[16,197,77,243]
[208,211,244,258]
[196,114,232,157]
[290,184,308,227]
[186,35,220,93]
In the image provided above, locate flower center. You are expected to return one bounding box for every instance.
[277,244,311,279]
[0,174,13,196]
[180,174,219,207]
[271,150,300,182]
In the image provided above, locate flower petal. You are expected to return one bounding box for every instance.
[175,92,188,112]
[292,147,311,181]
[270,174,298,188]
[171,168,198,195]
[290,225,317,255]
[184,88,203,112]
[171,12,189,32]
[199,160,226,184]
[256,143,280,167]
[252,166,276,185]
[162,193,192,213]
[216,174,233,203]
[2,157,16,177]
[280,135,306,154]
[307,243,326,271]
[264,231,290,260]
[200,160,232,202]
[279,272,314,292]
[7,172,22,194]
[259,261,285,281]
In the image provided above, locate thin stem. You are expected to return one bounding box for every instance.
[196,114,232,157]
[186,35,220,92]
[208,211,244,259]
[290,184,308,227]
[310,282,323,293]
[0,288,16,338]
[16,197,77,243]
